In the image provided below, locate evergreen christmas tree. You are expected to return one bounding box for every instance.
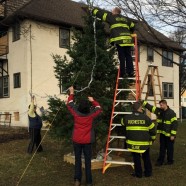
[44,13,130,149]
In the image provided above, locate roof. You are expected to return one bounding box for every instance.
[0,0,185,51]
[1,0,86,28]
[135,22,185,51]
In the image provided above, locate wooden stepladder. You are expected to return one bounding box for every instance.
[102,34,140,174]
[141,65,162,106]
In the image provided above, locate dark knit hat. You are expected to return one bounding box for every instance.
[78,99,90,114]
[132,102,142,111]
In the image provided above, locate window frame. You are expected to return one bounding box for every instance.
[162,82,174,99]
[138,44,140,62]
[147,47,154,62]
[13,72,21,88]
[59,28,70,48]
[0,75,9,98]
[12,22,20,42]
[147,74,154,96]
[162,50,173,67]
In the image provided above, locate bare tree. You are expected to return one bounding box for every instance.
[103,0,186,49]
[170,27,186,47]
[104,0,186,33]
[168,27,186,95]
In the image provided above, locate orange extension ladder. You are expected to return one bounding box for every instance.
[102,34,140,173]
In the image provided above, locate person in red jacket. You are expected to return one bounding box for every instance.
[67,86,102,186]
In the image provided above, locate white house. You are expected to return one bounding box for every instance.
[0,0,185,126]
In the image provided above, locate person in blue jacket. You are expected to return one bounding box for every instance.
[27,96,43,154]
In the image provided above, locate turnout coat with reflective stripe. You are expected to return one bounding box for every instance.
[92,8,135,46]
[67,94,102,144]
[121,111,156,153]
[143,101,178,137]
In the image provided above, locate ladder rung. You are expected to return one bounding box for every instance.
[105,160,134,165]
[148,65,158,67]
[117,89,136,91]
[144,84,160,86]
[119,77,135,80]
[146,99,160,101]
[113,112,132,114]
[154,75,163,77]
[111,124,122,126]
[108,148,128,152]
[142,92,161,95]
[110,136,126,139]
[115,100,136,103]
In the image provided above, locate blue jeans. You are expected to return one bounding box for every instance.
[73,143,92,184]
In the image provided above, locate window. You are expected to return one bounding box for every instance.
[3,76,9,97]
[162,50,173,67]
[147,47,154,62]
[59,75,70,94]
[59,28,70,48]
[147,75,154,96]
[0,76,9,98]
[14,73,21,88]
[162,82,174,99]
[138,45,140,62]
[184,98,186,102]
[12,22,20,42]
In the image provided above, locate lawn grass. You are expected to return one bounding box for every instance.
[0,121,186,186]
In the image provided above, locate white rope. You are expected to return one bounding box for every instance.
[75,16,97,93]
[30,92,51,99]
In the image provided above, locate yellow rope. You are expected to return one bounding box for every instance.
[16,102,63,186]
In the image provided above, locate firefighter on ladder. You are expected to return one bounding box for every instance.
[142,100,178,166]
[121,102,156,178]
[91,7,135,78]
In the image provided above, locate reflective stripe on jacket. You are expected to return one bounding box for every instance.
[121,111,156,153]
[92,8,135,46]
[142,101,178,137]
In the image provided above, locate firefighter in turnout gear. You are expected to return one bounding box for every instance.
[121,102,156,178]
[92,7,135,77]
[142,100,178,166]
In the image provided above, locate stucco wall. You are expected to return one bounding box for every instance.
[0,22,29,126]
